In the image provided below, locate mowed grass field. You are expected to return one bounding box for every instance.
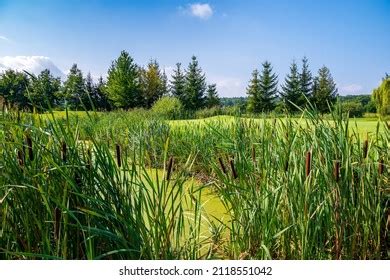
[1,110,389,260]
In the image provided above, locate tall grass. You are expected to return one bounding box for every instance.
[0,108,389,259]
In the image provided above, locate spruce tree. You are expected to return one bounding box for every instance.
[83,72,95,110]
[280,61,302,113]
[170,63,186,102]
[184,56,207,110]
[95,76,111,111]
[205,83,220,108]
[246,69,262,113]
[300,56,313,103]
[258,61,278,112]
[312,66,338,113]
[61,64,85,109]
[106,50,141,109]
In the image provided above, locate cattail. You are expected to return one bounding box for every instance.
[218,157,227,174]
[17,149,25,167]
[75,171,82,188]
[54,207,61,240]
[363,139,368,159]
[230,159,238,179]
[251,145,256,164]
[86,149,92,170]
[333,189,341,259]
[61,141,67,162]
[378,158,384,175]
[333,160,340,182]
[284,160,289,172]
[25,135,33,161]
[305,151,311,177]
[166,156,173,180]
[115,144,121,167]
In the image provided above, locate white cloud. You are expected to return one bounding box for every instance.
[210,76,244,97]
[0,56,65,79]
[189,3,213,20]
[0,35,10,42]
[340,83,363,94]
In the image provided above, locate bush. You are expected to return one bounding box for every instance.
[151,96,183,120]
[194,106,222,119]
[341,101,364,117]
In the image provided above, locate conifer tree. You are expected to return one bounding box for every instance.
[246,69,262,113]
[300,56,313,103]
[61,64,85,109]
[106,50,141,109]
[258,61,278,111]
[170,63,186,102]
[83,72,95,110]
[205,83,220,108]
[95,76,111,111]
[280,61,302,112]
[184,56,207,110]
[312,66,338,113]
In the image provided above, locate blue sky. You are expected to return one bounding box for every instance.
[0,0,389,96]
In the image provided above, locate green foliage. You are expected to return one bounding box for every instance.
[170,63,186,102]
[300,56,313,100]
[0,69,30,110]
[151,96,183,119]
[61,64,86,109]
[205,83,220,108]
[280,61,303,112]
[312,66,338,113]
[341,101,364,117]
[27,69,61,111]
[106,50,141,109]
[246,69,262,113]
[1,109,388,260]
[247,61,278,113]
[184,56,207,110]
[140,60,168,108]
[372,77,390,115]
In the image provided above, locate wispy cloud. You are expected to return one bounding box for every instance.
[0,35,10,42]
[340,83,363,94]
[0,56,65,79]
[185,3,213,20]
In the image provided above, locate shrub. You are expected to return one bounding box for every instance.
[341,101,364,117]
[151,96,183,120]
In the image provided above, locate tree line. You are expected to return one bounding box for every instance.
[246,57,338,114]
[0,51,220,112]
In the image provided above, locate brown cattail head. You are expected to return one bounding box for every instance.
[218,157,227,174]
[75,171,82,188]
[333,160,340,182]
[378,158,384,175]
[25,135,33,161]
[17,149,25,167]
[166,156,173,180]
[251,145,256,164]
[305,151,312,177]
[61,141,67,162]
[115,144,121,167]
[284,160,289,172]
[54,207,61,240]
[363,139,368,159]
[86,149,92,169]
[229,159,238,179]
